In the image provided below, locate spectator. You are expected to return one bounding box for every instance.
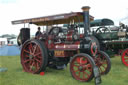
[35,27,42,37]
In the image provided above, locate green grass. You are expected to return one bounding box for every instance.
[0,56,128,85]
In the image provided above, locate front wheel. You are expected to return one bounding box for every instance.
[70,53,95,82]
[21,39,48,74]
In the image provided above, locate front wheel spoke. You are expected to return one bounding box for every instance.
[86,67,92,72]
[74,69,79,72]
[101,64,107,69]
[79,57,83,64]
[83,72,85,79]
[99,67,103,72]
[101,61,107,65]
[86,64,91,69]
[84,64,92,72]
[78,71,80,77]
[83,71,89,78]
[73,64,79,68]
[74,61,80,65]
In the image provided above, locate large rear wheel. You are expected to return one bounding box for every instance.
[70,53,95,82]
[21,39,48,74]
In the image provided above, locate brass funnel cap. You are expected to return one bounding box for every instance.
[81,6,90,12]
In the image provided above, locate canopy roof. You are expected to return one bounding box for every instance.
[12,12,94,26]
[90,18,114,27]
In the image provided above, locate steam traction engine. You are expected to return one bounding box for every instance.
[12,6,111,82]
[91,19,128,67]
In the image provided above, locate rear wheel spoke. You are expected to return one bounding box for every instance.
[34,52,42,57]
[30,62,35,71]
[24,50,30,54]
[33,45,38,54]
[28,60,33,66]
[35,58,42,64]
[29,43,33,52]
[36,62,40,69]
[24,59,31,63]
[25,54,30,58]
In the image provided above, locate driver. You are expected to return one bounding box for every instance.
[35,27,42,37]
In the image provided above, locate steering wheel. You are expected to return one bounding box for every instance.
[95,27,110,33]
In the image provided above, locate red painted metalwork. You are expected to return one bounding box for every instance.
[76,57,87,64]
[91,42,97,56]
[121,49,128,67]
[66,30,74,41]
[70,54,94,82]
[47,41,80,50]
[40,72,45,76]
[79,34,84,38]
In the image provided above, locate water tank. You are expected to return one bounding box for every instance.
[20,28,30,44]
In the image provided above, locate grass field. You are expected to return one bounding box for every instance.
[0,56,128,85]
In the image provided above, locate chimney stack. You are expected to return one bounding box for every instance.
[82,6,90,37]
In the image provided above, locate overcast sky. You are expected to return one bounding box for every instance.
[0,0,128,35]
